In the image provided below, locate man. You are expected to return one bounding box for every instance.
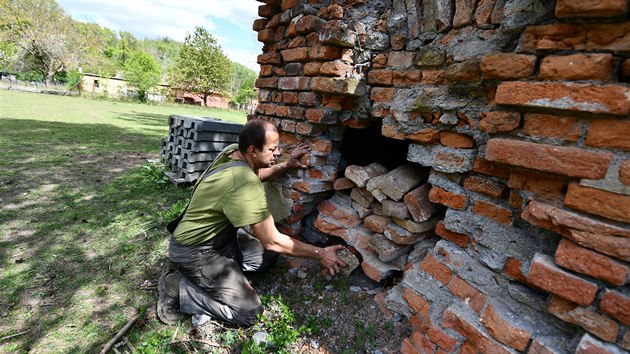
[158,119,346,327]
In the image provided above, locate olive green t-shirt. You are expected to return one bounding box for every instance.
[173,144,270,246]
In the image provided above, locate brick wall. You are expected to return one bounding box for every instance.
[252,0,630,352]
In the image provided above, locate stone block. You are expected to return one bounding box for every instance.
[408,144,476,173]
[370,233,412,263]
[384,222,434,245]
[393,215,440,234]
[350,187,375,208]
[336,247,360,276]
[351,200,372,219]
[382,200,411,219]
[345,163,389,188]
[365,165,427,202]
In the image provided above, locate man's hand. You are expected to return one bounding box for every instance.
[285,142,310,169]
[315,245,348,276]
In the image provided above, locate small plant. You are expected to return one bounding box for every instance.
[218,329,239,347]
[245,295,306,353]
[140,162,171,188]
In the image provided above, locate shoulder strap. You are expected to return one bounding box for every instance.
[167,160,249,234]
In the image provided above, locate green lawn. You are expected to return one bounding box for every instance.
[0,90,245,353]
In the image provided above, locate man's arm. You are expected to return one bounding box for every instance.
[251,214,346,275]
[259,143,310,182]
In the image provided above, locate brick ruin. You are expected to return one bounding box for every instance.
[250,0,630,353]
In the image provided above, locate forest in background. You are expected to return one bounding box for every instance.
[0,0,257,106]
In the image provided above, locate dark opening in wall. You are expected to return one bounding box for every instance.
[339,122,410,171]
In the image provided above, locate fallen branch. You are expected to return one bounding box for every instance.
[169,339,222,348]
[99,314,138,354]
[0,330,29,342]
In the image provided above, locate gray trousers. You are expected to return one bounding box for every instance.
[169,227,277,327]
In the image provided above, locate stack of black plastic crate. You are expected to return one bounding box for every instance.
[161,115,243,185]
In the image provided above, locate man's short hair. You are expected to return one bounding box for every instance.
[238,119,278,153]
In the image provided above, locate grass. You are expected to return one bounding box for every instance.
[0,89,245,353]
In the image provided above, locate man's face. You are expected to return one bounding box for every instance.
[253,130,281,168]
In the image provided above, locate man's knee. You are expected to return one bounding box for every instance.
[236,304,264,328]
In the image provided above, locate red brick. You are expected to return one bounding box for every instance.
[623,329,630,351]
[311,76,363,95]
[304,62,321,76]
[280,47,309,62]
[508,191,523,209]
[404,184,439,222]
[426,324,458,352]
[258,4,280,18]
[436,222,468,248]
[370,87,395,102]
[503,257,528,283]
[522,200,630,262]
[257,52,281,65]
[496,81,630,116]
[406,128,440,144]
[308,137,333,154]
[448,276,486,314]
[442,307,512,354]
[257,28,275,43]
[556,0,628,18]
[401,338,421,354]
[295,15,324,34]
[460,341,476,354]
[298,92,318,106]
[621,161,630,186]
[565,183,630,224]
[464,176,507,199]
[403,288,431,320]
[309,45,342,61]
[508,170,566,197]
[421,70,448,84]
[472,200,512,225]
[576,334,627,354]
[382,122,405,140]
[473,158,511,180]
[600,290,630,326]
[276,105,290,118]
[447,60,481,83]
[364,214,390,234]
[479,111,520,133]
[440,131,475,148]
[520,23,630,53]
[305,108,336,124]
[453,0,475,27]
[475,0,497,25]
[320,60,353,77]
[409,330,436,353]
[387,51,414,68]
[278,76,310,91]
[252,18,268,31]
[485,138,613,180]
[281,92,298,104]
[549,296,619,343]
[255,77,278,89]
[527,253,598,306]
[527,340,558,354]
[368,69,394,85]
[481,53,536,79]
[420,254,453,285]
[429,187,468,210]
[556,239,628,286]
[287,107,305,119]
[480,304,531,351]
[586,118,630,151]
[333,177,355,191]
[522,113,583,142]
[539,54,613,81]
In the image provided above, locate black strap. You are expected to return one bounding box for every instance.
[166,160,249,234]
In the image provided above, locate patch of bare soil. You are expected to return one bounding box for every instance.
[171,256,411,353]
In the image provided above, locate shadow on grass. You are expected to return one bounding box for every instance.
[0,116,189,353]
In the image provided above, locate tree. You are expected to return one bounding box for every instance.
[143,37,181,75]
[229,62,257,109]
[0,0,84,84]
[123,50,161,102]
[169,26,232,106]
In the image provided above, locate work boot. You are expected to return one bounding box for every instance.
[157,271,182,324]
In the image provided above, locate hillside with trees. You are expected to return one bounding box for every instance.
[0,0,257,106]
